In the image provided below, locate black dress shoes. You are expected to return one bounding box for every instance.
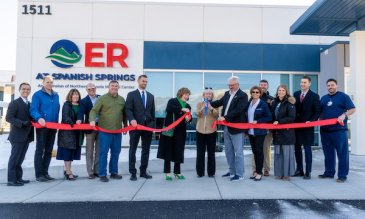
[318,174,334,179]
[110,174,123,179]
[130,174,137,181]
[293,171,304,177]
[7,181,24,186]
[18,179,30,184]
[303,173,311,180]
[140,173,152,179]
[36,176,49,182]
[44,174,55,180]
[100,176,109,182]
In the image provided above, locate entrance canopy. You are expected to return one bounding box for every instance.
[290,0,365,36]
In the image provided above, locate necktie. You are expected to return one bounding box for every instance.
[300,93,305,102]
[141,91,146,108]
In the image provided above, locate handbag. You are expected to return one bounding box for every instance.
[161,113,175,137]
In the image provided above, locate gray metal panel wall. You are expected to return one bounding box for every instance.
[320,44,347,96]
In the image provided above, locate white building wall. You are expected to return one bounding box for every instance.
[17,0,349,146]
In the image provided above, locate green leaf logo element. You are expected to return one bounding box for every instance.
[46,47,82,65]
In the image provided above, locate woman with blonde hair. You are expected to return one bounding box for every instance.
[271,85,296,181]
[196,87,219,177]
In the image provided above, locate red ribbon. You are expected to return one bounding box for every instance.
[31,112,191,134]
[212,118,343,130]
[32,112,342,133]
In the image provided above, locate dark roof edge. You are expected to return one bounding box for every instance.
[290,0,326,35]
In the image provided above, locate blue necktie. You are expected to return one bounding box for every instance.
[141,91,146,108]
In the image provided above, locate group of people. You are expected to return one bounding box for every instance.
[5,74,355,186]
[200,76,354,183]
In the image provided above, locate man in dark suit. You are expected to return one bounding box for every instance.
[126,75,155,181]
[6,83,34,186]
[210,76,248,181]
[77,83,100,179]
[293,76,321,179]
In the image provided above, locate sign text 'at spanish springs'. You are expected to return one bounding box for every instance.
[36,39,136,81]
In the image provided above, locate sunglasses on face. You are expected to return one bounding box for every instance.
[205,87,213,90]
[251,91,260,94]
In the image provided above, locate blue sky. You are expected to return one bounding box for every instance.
[0,0,315,71]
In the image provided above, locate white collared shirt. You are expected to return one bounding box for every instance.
[301,90,308,99]
[224,90,238,116]
[21,97,28,104]
[248,99,260,135]
[89,95,99,106]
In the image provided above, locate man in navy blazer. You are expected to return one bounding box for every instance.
[210,76,248,181]
[77,83,100,179]
[126,75,155,181]
[293,76,321,179]
[6,83,34,186]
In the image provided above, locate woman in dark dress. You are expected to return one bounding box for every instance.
[157,88,192,181]
[56,89,82,181]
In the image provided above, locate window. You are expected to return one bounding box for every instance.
[145,71,317,146]
[145,72,173,118]
[262,74,289,97]
[292,74,318,94]
[175,72,202,118]
[234,73,261,95]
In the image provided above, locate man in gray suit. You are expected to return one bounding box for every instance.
[126,75,156,181]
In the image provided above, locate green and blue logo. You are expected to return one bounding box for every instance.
[46,39,82,68]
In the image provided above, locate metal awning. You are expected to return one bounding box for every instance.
[290,0,365,36]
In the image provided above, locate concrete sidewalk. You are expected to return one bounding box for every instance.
[0,150,364,203]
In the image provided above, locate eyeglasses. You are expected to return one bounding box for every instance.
[251,91,260,94]
[87,88,96,91]
[204,87,213,90]
[228,83,237,87]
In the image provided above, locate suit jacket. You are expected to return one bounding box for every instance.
[245,99,272,136]
[5,97,34,143]
[77,94,100,134]
[293,89,321,145]
[125,89,156,128]
[210,89,248,134]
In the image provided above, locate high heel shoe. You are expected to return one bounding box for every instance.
[64,171,78,179]
[65,173,76,181]
[254,174,262,181]
[174,174,185,180]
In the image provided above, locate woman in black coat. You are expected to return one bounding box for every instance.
[157,87,192,181]
[56,89,82,181]
[271,85,296,181]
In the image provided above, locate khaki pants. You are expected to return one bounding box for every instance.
[85,131,100,175]
[252,132,272,173]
